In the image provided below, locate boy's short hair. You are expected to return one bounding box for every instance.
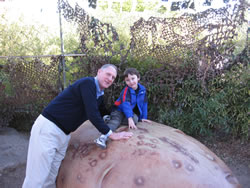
[123,68,140,78]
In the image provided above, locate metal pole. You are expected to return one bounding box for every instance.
[58,0,66,89]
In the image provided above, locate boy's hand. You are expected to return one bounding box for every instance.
[142,119,152,123]
[109,132,133,140]
[128,117,137,129]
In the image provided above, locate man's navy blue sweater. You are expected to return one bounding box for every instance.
[42,77,110,135]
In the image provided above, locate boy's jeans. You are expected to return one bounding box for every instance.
[107,110,138,131]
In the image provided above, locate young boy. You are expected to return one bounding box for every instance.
[95,68,151,148]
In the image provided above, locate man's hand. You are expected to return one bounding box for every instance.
[109,131,133,140]
[128,117,137,129]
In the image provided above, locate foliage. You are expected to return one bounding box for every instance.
[0,20,38,56]
[0,10,79,129]
[157,5,167,14]
[0,10,79,57]
[0,14,48,56]
[122,0,133,12]
[98,0,108,10]
[0,0,248,139]
[135,0,146,12]
[231,23,249,56]
[156,63,249,139]
[97,0,163,13]
[111,2,121,13]
[0,57,60,129]
[217,64,249,138]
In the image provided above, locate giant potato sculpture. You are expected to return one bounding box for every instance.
[56,121,240,188]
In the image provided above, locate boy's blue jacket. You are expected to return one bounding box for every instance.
[114,83,148,120]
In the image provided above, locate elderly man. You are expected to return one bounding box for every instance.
[22,64,133,188]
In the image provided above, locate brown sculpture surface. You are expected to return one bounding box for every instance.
[56,121,240,188]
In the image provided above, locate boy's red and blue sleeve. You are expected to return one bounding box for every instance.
[114,87,128,106]
[115,87,134,118]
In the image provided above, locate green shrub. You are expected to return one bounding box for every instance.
[156,63,249,139]
[218,64,249,139]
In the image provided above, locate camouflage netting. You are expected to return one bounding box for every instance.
[0,0,248,128]
[0,57,61,128]
[58,0,248,106]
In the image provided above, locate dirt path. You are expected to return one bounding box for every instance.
[0,127,249,188]
[201,137,250,188]
[0,128,29,188]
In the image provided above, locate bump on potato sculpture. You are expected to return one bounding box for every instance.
[56,121,240,188]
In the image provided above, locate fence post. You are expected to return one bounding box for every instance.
[58,0,67,90]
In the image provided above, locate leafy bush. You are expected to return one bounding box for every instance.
[156,63,249,139]
[218,64,249,138]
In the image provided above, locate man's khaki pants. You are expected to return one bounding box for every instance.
[22,115,71,188]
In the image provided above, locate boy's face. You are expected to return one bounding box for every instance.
[125,74,140,90]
